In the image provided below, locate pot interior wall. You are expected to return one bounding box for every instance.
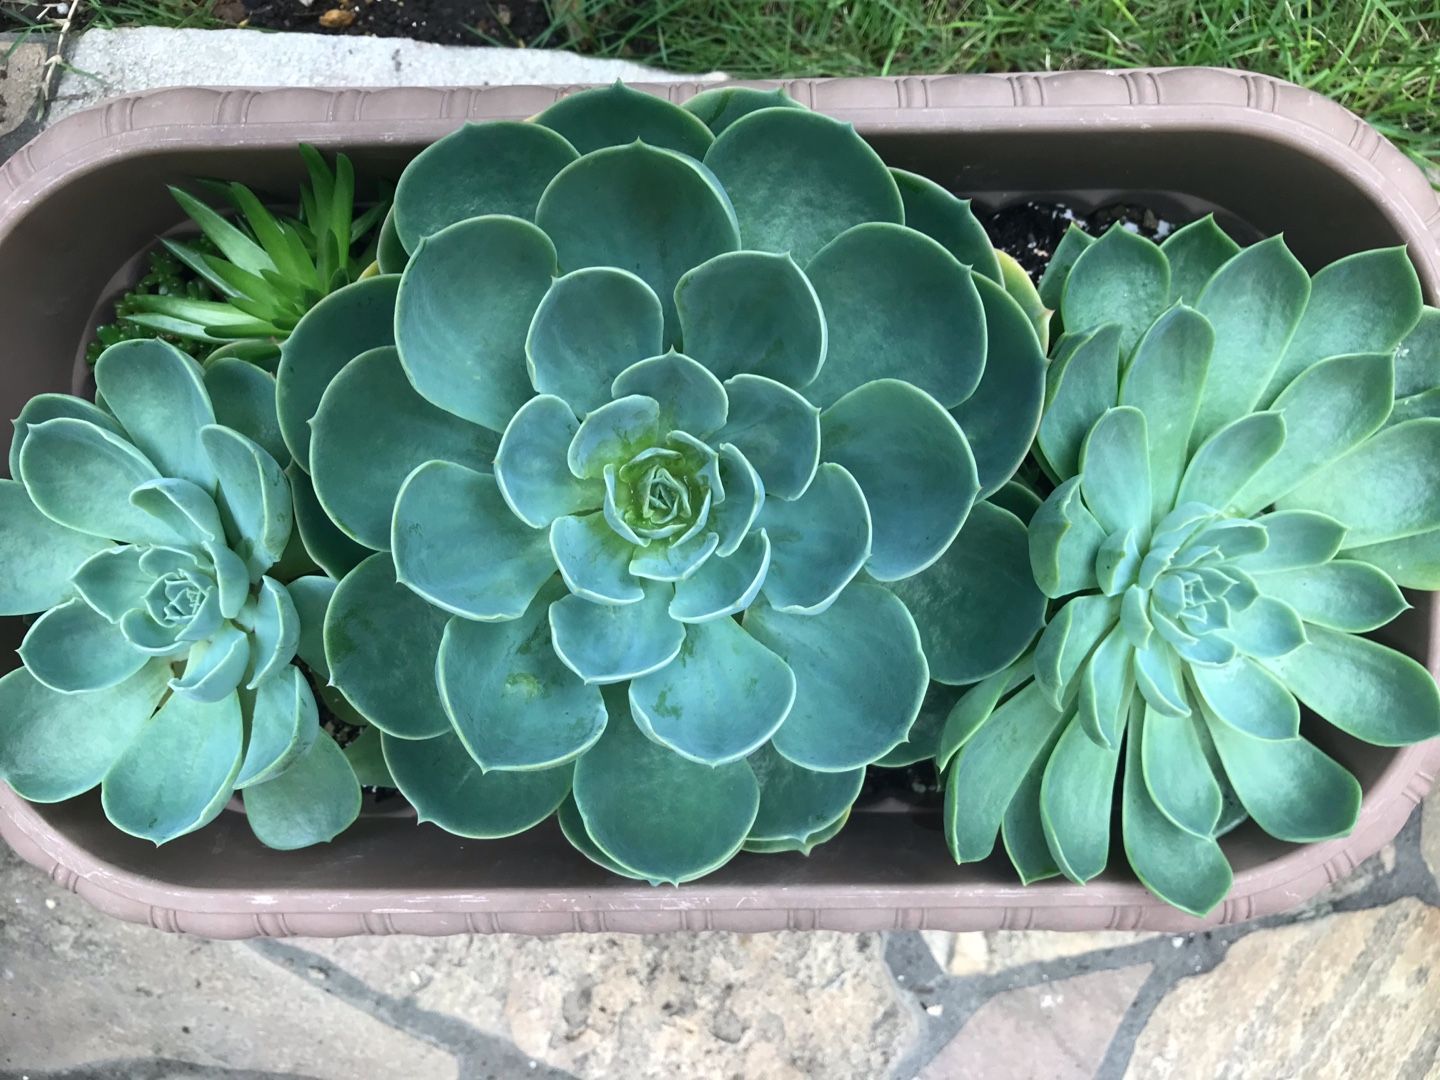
[0,118,1432,901]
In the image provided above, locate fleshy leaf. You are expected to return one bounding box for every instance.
[94,339,217,490]
[566,395,661,481]
[715,374,820,501]
[0,660,168,802]
[747,582,927,771]
[170,623,250,703]
[70,546,147,622]
[494,395,603,529]
[550,512,644,605]
[1033,594,1120,710]
[277,274,399,469]
[1232,510,1348,574]
[437,580,606,770]
[669,529,770,623]
[612,352,729,437]
[324,552,451,738]
[526,267,664,415]
[385,730,572,838]
[311,347,498,550]
[550,581,685,684]
[245,577,301,688]
[937,663,1023,772]
[287,463,369,579]
[821,378,977,581]
[572,690,759,885]
[888,501,1046,686]
[675,250,827,388]
[1037,225,1095,311]
[129,478,223,547]
[628,528,720,583]
[952,275,1046,497]
[1040,711,1122,883]
[1139,705,1222,837]
[1191,236,1310,442]
[1027,476,1106,598]
[244,733,361,850]
[1254,560,1407,633]
[1036,324,1122,481]
[537,82,713,157]
[235,665,319,788]
[0,479,111,616]
[1262,625,1440,746]
[629,614,794,765]
[876,680,960,768]
[1079,406,1151,536]
[703,107,901,263]
[1394,306,1440,397]
[1189,657,1299,740]
[393,461,556,620]
[1076,623,1133,749]
[758,462,870,614]
[709,444,765,556]
[891,169,1000,282]
[201,425,292,579]
[9,393,124,480]
[1343,529,1440,590]
[1061,226,1170,350]
[395,215,555,432]
[285,574,335,677]
[20,597,147,693]
[101,690,243,844]
[682,87,803,134]
[536,141,740,343]
[1161,216,1240,302]
[1001,721,1065,885]
[393,120,579,249]
[746,743,864,844]
[1174,412,1286,513]
[803,223,985,408]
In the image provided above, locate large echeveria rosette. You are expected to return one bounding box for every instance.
[285,83,1048,883]
[938,216,1440,915]
[0,340,360,849]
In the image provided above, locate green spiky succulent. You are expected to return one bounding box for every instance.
[276,83,1050,884]
[938,217,1440,915]
[0,340,360,849]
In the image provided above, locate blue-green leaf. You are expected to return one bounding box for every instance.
[549,512,644,605]
[244,732,361,850]
[201,425,292,579]
[1254,560,1407,632]
[758,462,870,614]
[1139,705,1222,837]
[1160,216,1239,303]
[746,743,864,845]
[1079,406,1151,536]
[1061,225,1170,351]
[891,169,1000,282]
[715,374,820,501]
[538,82,713,156]
[1188,656,1299,740]
[612,352,729,437]
[20,597,147,693]
[236,665,319,788]
[94,339,217,490]
[669,529,770,623]
[1036,324,1122,481]
[549,581,685,684]
[0,480,111,616]
[1040,710,1122,883]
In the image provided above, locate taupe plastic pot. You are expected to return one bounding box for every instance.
[2,71,1438,938]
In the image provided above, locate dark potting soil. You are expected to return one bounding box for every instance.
[974,199,1177,280]
[237,0,553,47]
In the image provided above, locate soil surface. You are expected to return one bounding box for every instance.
[975,199,1176,279]
[238,0,553,46]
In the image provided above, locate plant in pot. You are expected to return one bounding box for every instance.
[936,217,1440,913]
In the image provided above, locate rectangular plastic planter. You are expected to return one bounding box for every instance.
[1,71,1438,938]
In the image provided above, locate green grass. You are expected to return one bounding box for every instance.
[556,0,1440,170]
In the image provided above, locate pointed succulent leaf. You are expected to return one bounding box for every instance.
[285,574,336,678]
[757,462,870,614]
[1132,639,1189,716]
[1033,593,1119,710]
[746,582,927,770]
[437,580,606,770]
[170,623,250,703]
[1343,529,1440,590]
[566,395,661,480]
[384,730,572,838]
[70,546,148,622]
[1121,717,1232,917]
[952,275,1046,497]
[393,120,579,249]
[743,811,850,856]
[1232,510,1348,573]
[574,689,759,884]
[820,379,977,581]
[550,582,685,684]
[494,395,603,528]
[393,461,555,619]
[93,339,217,490]
[996,250,1052,351]
[1262,247,1423,403]
[714,374,820,501]
[201,425,291,579]
[1388,388,1440,426]
[1175,411,1286,512]
[1236,352,1394,513]
[669,529,771,623]
[1278,418,1440,547]
[235,665,319,789]
[891,169,1001,282]
[537,81,713,156]
[675,250,827,388]
[557,796,648,881]
[746,743,864,845]
[1040,710,1122,883]
[395,215,555,432]
[550,512,645,605]
[803,223,985,408]
[100,690,243,845]
[1036,323,1122,480]
[1079,407,1151,537]
[1160,215,1240,302]
[1028,476,1106,598]
[612,352,729,437]
[245,577,301,688]
[311,347,497,550]
[682,87,803,134]
[1191,237,1311,442]
[0,480,111,616]
[629,615,794,765]
[1119,304,1214,516]
[243,732,361,850]
[709,444,765,556]
[343,728,393,788]
[0,660,168,802]
[537,141,740,342]
[1037,224,1095,311]
[1254,560,1407,633]
[1188,656,1299,740]
[703,107,900,263]
[129,478,223,547]
[20,598,147,693]
[525,267,664,415]
[936,662,1026,772]
[888,501,1045,685]
[9,392,124,480]
[1394,306,1440,397]
[1140,705,1222,837]
[1261,625,1440,745]
[1001,722,1065,885]
[877,680,962,768]
[944,683,1067,863]
[628,527,719,582]
[277,274,399,468]
[286,463,368,579]
[1061,225,1170,350]
[324,553,451,738]
[1076,623,1133,749]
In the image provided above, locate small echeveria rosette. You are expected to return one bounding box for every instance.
[938,217,1440,915]
[278,83,1050,884]
[0,340,360,849]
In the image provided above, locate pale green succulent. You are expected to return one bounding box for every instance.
[939,217,1440,914]
[277,83,1049,884]
[0,340,359,849]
